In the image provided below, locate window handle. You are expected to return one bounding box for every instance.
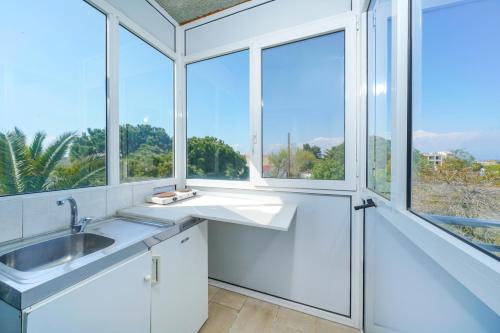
[354,199,376,211]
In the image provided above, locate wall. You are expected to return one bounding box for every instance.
[365,208,500,333]
[0,181,169,244]
[105,0,176,51]
[184,0,351,55]
[201,188,352,317]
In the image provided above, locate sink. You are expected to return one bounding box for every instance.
[0,233,115,272]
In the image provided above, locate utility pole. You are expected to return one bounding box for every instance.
[287,132,291,177]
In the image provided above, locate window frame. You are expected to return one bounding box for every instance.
[407,0,500,261]
[0,0,109,198]
[360,0,500,315]
[366,0,394,199]
[92,0,180,188]
[184,13,358,191]
[253,14,357,191]
[184,49,252,184]
[116,23,177,184]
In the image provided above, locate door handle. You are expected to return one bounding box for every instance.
[354,199,376,211]
[152,256,160,284]
[181,237,190,244]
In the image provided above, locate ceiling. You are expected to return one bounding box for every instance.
[155,0,250,25]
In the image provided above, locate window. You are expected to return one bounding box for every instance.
[119,26,175,183]
[411,0,500,259]
[261,32,345,180]
[186,50,250,180]
[367,0,393,198]
[0,0,106,197]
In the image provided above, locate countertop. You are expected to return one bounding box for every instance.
[117,193,297,231]
[0,217,199,310]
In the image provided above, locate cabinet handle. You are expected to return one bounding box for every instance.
[152,256,160,284]
[181,237,190,244]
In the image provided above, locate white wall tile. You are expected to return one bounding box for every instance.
[72,189,107,219]
[132,183,153,205]
[22,196,55,237]
[106,186,133,216]
[0,198,23,243]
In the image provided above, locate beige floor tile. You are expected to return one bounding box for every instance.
[211,289,248,311]
[208,285,219,301]
[315,318,359,333]
[200,302,238,333]
[273,307,315,333]
[229,298,279,333]
[271,325,304,333]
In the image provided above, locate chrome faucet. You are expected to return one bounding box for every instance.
[56,197,93,233]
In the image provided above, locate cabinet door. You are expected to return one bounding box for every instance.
[24,252,152,333]
[152,221,208,333]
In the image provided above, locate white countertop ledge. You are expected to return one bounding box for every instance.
[117,193,297,231]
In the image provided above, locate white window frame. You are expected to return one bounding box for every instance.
[366,0,393,198]
[89,0,180,188]
[253,14,357,191]
[183,48,253,187]
[184,13,358,192]
[360,0,500,315]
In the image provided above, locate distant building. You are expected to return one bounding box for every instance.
[422,151,453,167]
[479,160,499,166]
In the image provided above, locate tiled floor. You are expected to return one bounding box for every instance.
[200,285,360,333]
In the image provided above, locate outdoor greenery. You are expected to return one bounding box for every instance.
[411,148,500,253]
[0,128,105,196]
[367,136,391,197]
[120,124,173,182]
[265,143,345,180]
[187,136,249,180]
[0,126,251,195]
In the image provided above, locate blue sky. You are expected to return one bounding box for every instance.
[187,50,250,154]
[119,26,174,135]
[413,0,500,160]
[262,32,345,155]
[0,0,498,160]
[0,0,106,141]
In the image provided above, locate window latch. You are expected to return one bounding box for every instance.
[354,199,377,211]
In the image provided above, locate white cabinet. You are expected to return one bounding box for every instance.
[151,221,208,333]
[23,252,152,333]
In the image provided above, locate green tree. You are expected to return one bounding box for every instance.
[122,144,173,181]
[0,128,92,195]
[120,124,172,155]
[187,136,248,180]
[311,143,345,180]
[303,144,322,159]
[70,128,106,161]
[266,148,317,178]
[267,149,289,178]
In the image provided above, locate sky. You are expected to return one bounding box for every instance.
[0,0,498,160]
[413,0,500,160]
[187,50,250,154]
[261,32,345,155]
[119,26,174,135]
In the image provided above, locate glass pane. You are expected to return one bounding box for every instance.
[411,0,500,259]
[367,0,392,198]
[0,0,106,197]
[119,26,174,183]
[186,51,250,180]
[262,32,345,180]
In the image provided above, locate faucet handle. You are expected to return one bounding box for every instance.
[76,217,99,233]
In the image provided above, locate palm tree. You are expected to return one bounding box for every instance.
[0,128,104,196]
